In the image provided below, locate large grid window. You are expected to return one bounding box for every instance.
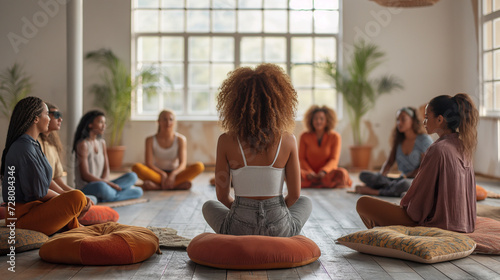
[481,0,500,115]
[132,0,340,119]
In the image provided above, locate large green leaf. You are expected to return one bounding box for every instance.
[0,63,32,119]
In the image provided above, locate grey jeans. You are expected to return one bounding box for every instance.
[202,196,312,237]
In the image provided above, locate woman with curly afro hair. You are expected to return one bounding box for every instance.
[202,64,312,237]
[299,105,352,188]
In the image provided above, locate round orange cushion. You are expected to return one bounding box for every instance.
[78,205,119,226]
[476,185,487,201]
[186,233,321,269]
[39,222,159,265]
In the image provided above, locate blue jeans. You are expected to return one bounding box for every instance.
[81,172,143,203]
[202,196,312,237]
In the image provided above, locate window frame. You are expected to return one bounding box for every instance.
[130,0,342,121]
[479,0,500,117]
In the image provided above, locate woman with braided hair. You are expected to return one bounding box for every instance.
[356,93,478,233]
[1,96,90,235]
[202,64,312,237]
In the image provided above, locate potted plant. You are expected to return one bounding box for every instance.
[0,63,32,119]
[85,49,167,170]
[319,41,403,169]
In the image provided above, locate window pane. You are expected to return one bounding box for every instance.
[264,11,287,33]
[484,0,493,14]
[290,11,313,33]
[484,21,492,50]
[213,37,235,62]
[164,90,184,112]
[239,0,262,9]
[314,0,339,9]
[315,69,332,87]
[190,90,211,113]
[189,63,210,86]
[315,37,336,62]
[138,37,159,61]
[187,0,209,8]
[485,82,494,111]
[241,37,263,62]
[484,52,493,81]
[161,10,184,32]
[135,0,158,8]
[291,64,313,87]
[264,37,286,62]
[495,50,500,80]
[161,37,183,61]
[292,37,313,63]
[142,91,159,112]
[213,0,236,8]
[238,10,262,33]
[264,0,287,8]
[212,63,234,87]
[189,37,210,61]
[213,10,236,32]
[297,89,313,114]
[187,10,210,32]
[290,0,312,10]
[495,18,500,48]
[161,0,184,8]
[162,64,184,88]
[134,10,159,32]
[314,11,339,34]
[314,89,336,108]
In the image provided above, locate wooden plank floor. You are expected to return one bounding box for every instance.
[2,172,500,280]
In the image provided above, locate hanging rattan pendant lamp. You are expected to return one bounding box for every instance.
[370,0,439,7]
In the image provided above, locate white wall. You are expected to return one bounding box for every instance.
[0,0,496,176]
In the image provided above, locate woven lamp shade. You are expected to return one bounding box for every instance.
[370,0,439,7]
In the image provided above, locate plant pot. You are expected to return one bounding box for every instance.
[107,146,126,171]
[350,145,372,170]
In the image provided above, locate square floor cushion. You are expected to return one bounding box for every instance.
[78,205,119,226]
[39,222,159,265]
[465,216,500,254]
[337,226,476,264]
[0,226,48,255]
[186,233,321,270]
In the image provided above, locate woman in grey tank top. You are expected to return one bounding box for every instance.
[202,64,312,237]
[73,110,143,203]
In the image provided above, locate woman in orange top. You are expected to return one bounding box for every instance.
[299,105,352,188]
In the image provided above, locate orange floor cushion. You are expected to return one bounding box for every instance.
[78,205,119,226]
[186,233,321,270]
[39,222,159,265]
[476,185,488,201]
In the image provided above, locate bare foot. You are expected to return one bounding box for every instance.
[142,180,161,190]
[175,181,192,190]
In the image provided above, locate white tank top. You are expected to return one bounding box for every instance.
[153,134,179,171]
[230,137,285,197]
